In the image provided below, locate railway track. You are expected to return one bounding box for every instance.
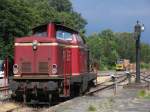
[86,74,127,95]
[1,71,149,112]
[0,86,9,91]
[0,73,128,112]
[141,71,150,83]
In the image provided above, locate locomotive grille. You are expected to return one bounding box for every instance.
[39,62,48,73]
[21,62,31,72]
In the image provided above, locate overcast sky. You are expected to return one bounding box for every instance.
[71,0,150,44]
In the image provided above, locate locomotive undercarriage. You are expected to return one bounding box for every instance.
[10,73,96,105]
[11,79,61,105]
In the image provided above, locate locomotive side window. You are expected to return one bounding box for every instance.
[56,30,73,41]
[33,25,48,37]
[0,61,4,71]
[0,63,3,71]
[77,35,84,44]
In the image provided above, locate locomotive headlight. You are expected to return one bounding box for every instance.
[13,64,19,74]
[32,40,38,51]
[52,64,57,75]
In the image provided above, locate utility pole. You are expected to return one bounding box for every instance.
[134,20,144,83]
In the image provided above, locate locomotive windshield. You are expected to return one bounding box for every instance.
[56,30,73,40]
[32,24,48,37]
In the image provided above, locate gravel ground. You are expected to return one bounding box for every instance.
[43,87,150,112]
[13,87,150,112]
[10,74,150,112]
[1,71,149,112]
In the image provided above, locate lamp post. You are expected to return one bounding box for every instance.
[134,20,144,83]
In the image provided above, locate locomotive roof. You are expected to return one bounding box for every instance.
[32,22,79,34]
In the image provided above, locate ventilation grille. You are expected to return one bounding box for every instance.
[21,62,31,72]
[39,62,48,73]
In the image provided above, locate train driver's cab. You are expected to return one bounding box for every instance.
[31,22,85,45]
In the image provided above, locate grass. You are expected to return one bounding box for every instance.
[88,105,97,112]
[140,63,150,69]
[137,89,150,99]
[108,97,115,103]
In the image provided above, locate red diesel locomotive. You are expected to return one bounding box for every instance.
[11,22,97,104]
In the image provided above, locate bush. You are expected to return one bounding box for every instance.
[141,63,150,69]
[137,89,150,99]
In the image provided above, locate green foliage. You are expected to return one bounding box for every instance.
[87,30,119,70]
[0,0,34,39]
[137,90,150,99]
[23,0,87,31]
[49,0,72,12]
[87,30,150,70]
[141,63,150,69]
[0,37,14,60]
[141,44,150,63]
[138,90,146,97]
[115,32,136,62]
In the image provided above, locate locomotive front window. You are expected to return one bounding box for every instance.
[56,30,64,39]
[33,25,48,37]
[56,30,73,41]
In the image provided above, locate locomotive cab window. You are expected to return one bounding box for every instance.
[32,24,48,37]
[56,30,73,41]
[0,63,4,72]
[77,35,84,44]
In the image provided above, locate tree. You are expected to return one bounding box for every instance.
[86,30,119,70]
[49,0,72,12]
[115,32,135,62]
[141,43,150,63]
[23,0,87,31]
[0,0,34,41]
[86,29,150,70]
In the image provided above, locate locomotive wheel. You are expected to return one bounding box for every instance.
[70,85,76,98]
[52,91,60,105]
[89,80,95,87]
[87,80,95,92]
[23,94,27,104]
[79,84,83,96]
[15,91,23,102]
[48,94,52,105]
[71,83,83,97]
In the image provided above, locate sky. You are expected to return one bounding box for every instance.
[71,0,150,44]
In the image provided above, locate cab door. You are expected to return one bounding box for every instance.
[63,48,72,76]
[63,48,71,96]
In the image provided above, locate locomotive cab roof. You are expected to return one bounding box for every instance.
[32,22,79,34]
[32,22,86,43]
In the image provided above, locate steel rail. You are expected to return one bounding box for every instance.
[140,74,150,83]
[86,75,127,95]
[0,86,9,91]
